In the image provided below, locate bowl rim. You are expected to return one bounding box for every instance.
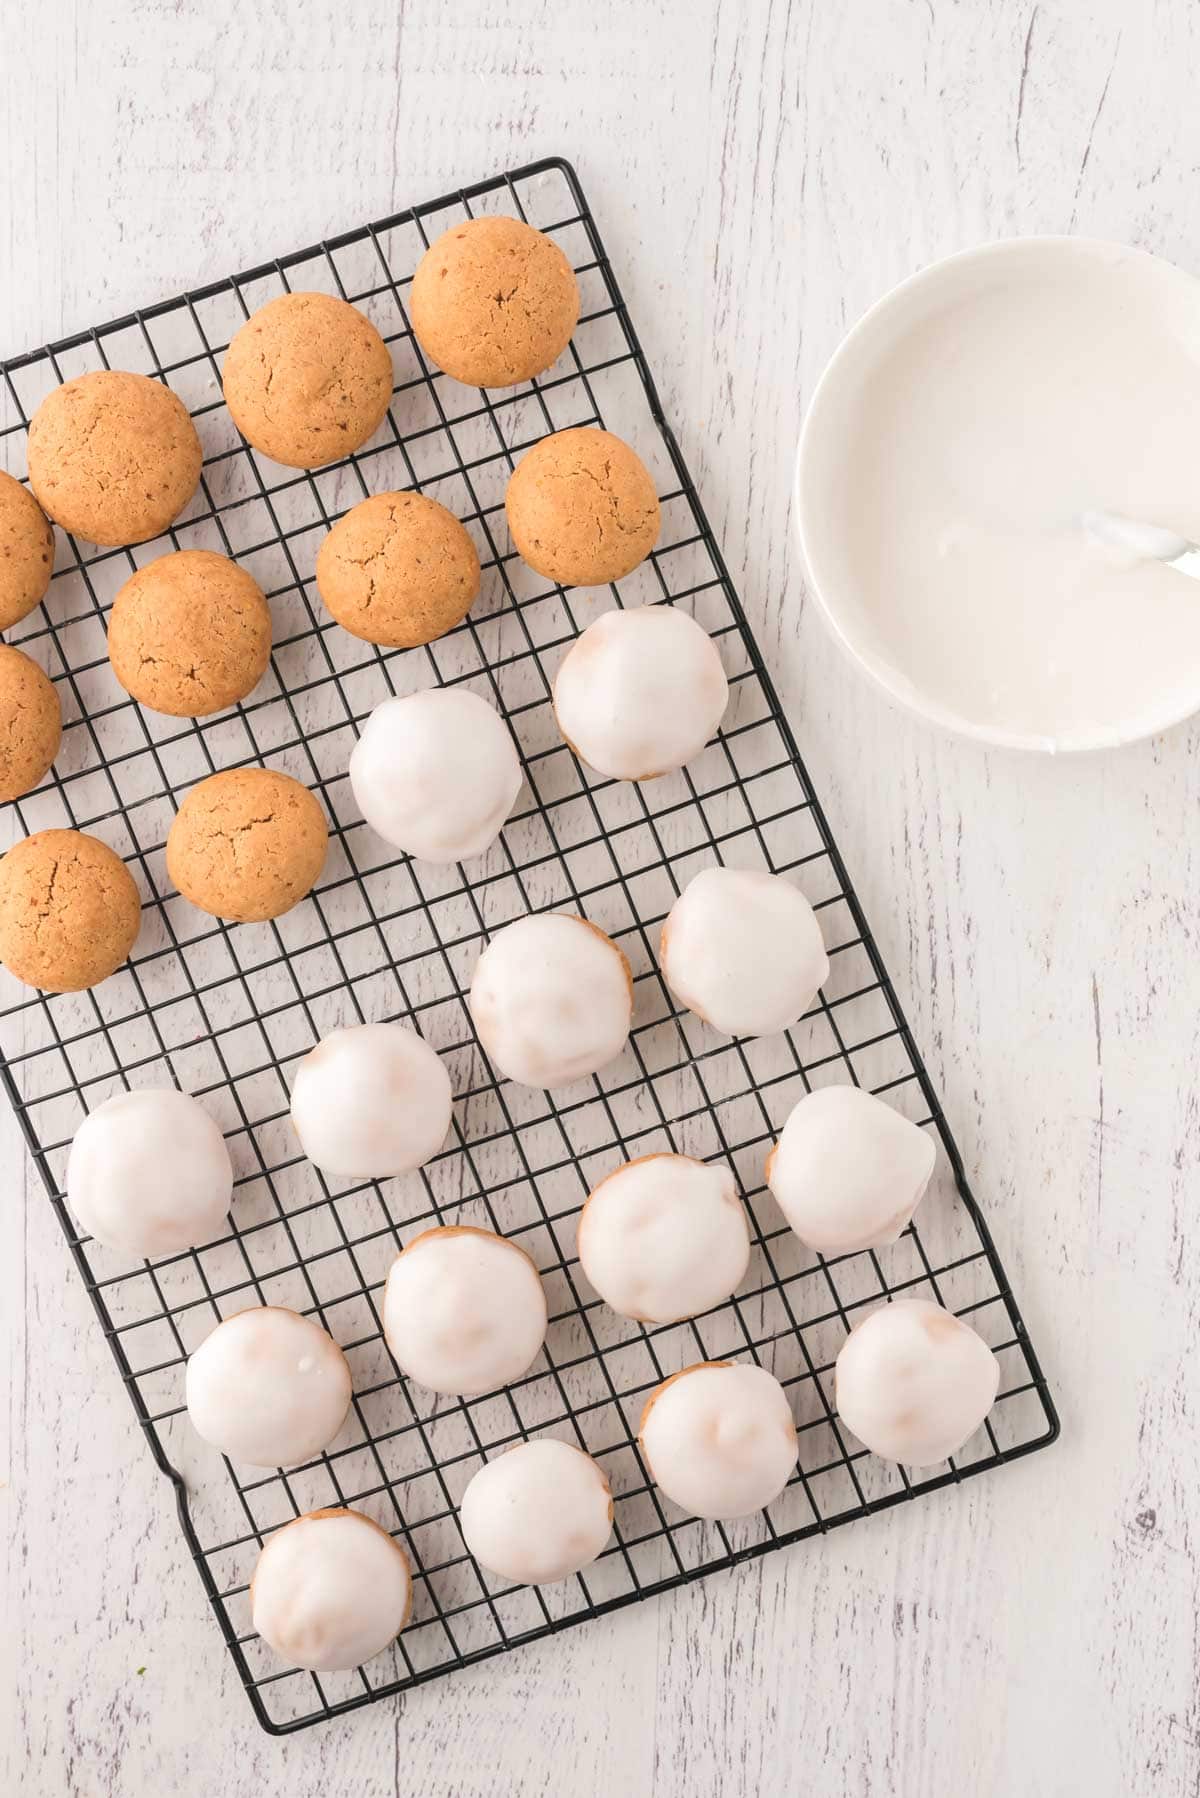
[793,234,1200,755]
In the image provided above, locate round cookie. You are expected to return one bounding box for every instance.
[315,491,480,648]
[659,866,830,1039]
[166,767,327,923]
[0,829,140,992]
[67,1088,233,1259]
[459,1439,613,1586]
[382,1225,547,1399]
[834,1299,1000,1467]
[578,1154,750,1325]
[505,427,660,588]
[410,214,580,389]
[222,292,393,470]
[468,912,633,1090]
[186,1306,352,1469]
[107,549,271,718]
[0,471,55,628]
[27,369,202,547]
[251,1508,412,1672]
[639,1361,798,1521]
[766,1086,937,1258]
[0,647,61,802]
[553,605,728,780]
[290,1022,453,1179]
[349,689,522,863]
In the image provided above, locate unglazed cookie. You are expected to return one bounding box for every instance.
[0,471,55,628]
[316,490,480,648]
[166,768,327,922]
[67,1088,232,1257]
[251,1508,412,1671]
[108,550,271,717]
[553,605,728,779]
[0,647,61,802]
[290,1022,453,1179]
[459,1440,613,1585]
[410,215,580,388]
[505,428,660,587]
[468,912,632,1089]
[382,1225,547,1398]
[27,370,202,546]
[0,829,140,992]
[639,1361,798,1521]
[222,292,393,469]
[660,866,829,1038]
[349,689,522,863]
[186,1306,352,1468]
[766,1086,936,1257]
[835,1299,1000,1467]
[578,1154,750,1324]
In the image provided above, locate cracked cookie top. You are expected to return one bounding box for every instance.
[222,291,394,470]
[505,426,660,588]
[0,471,55,629]
[315,490,480,648]
[27,370,202,549]
[166,766,328,923]
[0,645,62,803]
[108,548,272,718]
[410,215,579,390]
[0,828,141,992]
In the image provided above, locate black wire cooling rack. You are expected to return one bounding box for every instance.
[0,157,1057,1735]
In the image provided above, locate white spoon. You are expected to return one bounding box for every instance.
[1082,509,1200,579]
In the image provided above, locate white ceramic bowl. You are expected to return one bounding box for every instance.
[795,238,1200,752]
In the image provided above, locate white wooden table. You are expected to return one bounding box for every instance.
[3,3,1198,1793]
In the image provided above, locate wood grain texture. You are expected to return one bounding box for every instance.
[3,0,1200,1793]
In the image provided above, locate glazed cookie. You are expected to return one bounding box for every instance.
[222,292,393,469]
[553,605,728,780]
[107,549,272,718]
[766,1085,936,1257]
[186,1306,352,1469]
[0,829,140,992]
[290,1022,453,1179]
[659,866,829,1039]
[639,1361,798,1521]
[315,491,480,647]
[27,370,202,546]
[382,1225,548,1398]
[578,1154,750,1325]
[459,1440,613,1585]
[835,1299,1000,1467]
[0,471,55,628]
[0,647,61,802]
[166,767,327,923]
[410,214,580,389]
[67,1088,233,1258]
[251,1508,412,1672]
[468,912,633,1089]
[505,427,660,587]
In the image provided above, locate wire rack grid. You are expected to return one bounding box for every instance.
[0,156,1057,1734]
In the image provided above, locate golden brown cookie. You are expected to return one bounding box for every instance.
[222,292,394,469]
[166,767,328,923]
[315,491,480,647]
[0,829,140,992]
[410,215,580,389]
[27,370,202,548]
[505,427,660,587]
[0,472,55,629]
[0,647,62,802]
[108,549,272,718]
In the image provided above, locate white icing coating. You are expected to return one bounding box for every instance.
[552,605,728,780]
[459,1439,613,1585]
[290,1023,452,1179]
[66,1088,233,1259]
[578,1154,750,1324]
[659,865,829,1039]
[185,1306,352,1469]
[835,1298,1000,1467]
[766,1085,936,1256]
[251,1509,411,1672]
[468,912,632,1089]
[383,1226,547,1398]
[639,1362,798,1520]
[348,689,523,864]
